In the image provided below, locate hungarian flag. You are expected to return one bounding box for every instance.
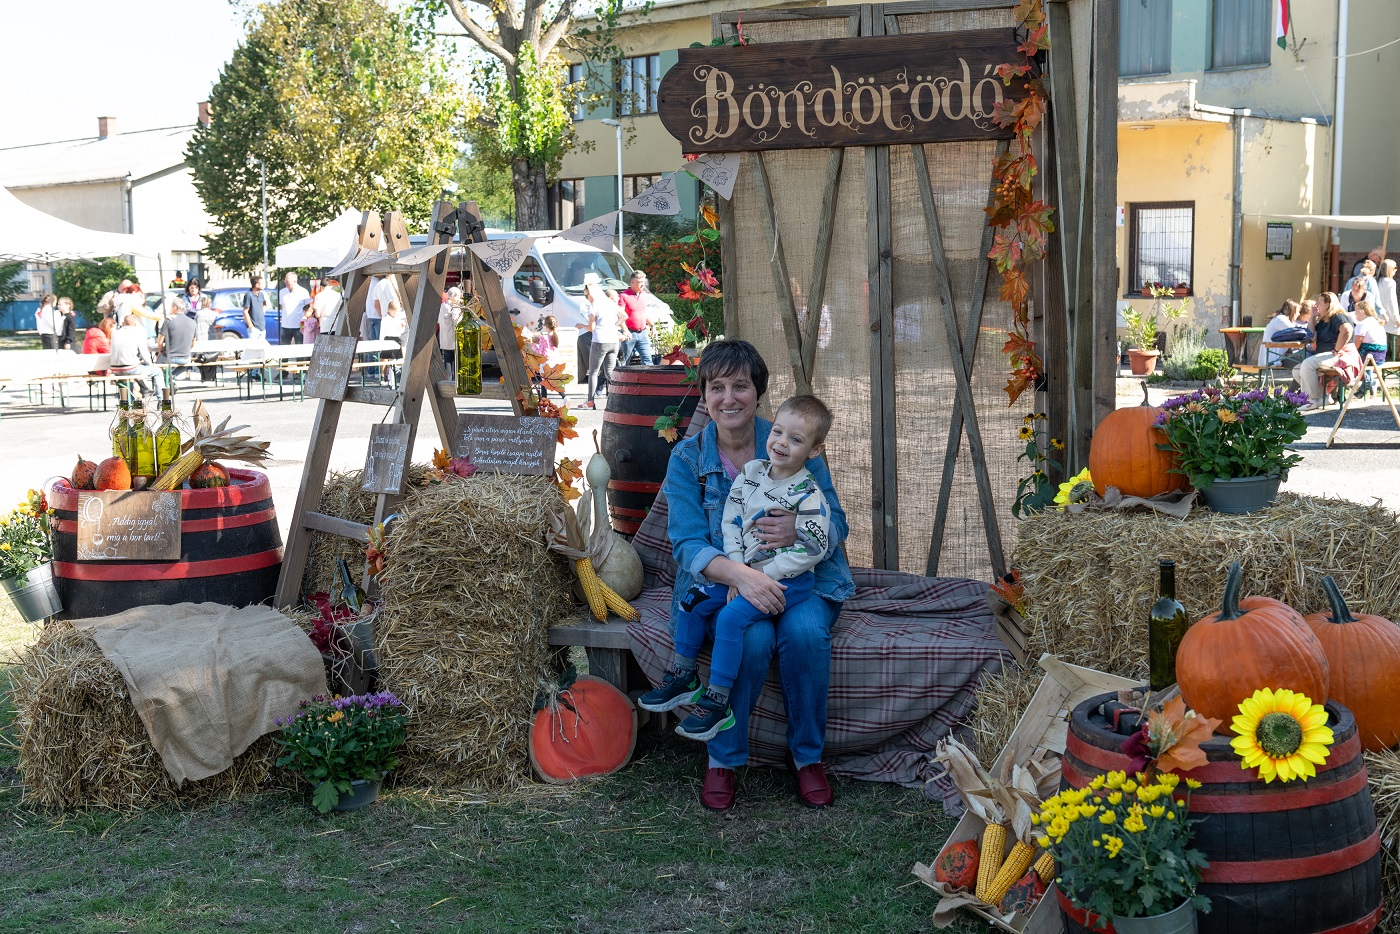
[1276,0,1290,49]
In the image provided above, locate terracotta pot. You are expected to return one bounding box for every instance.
[1127,349,1160,375]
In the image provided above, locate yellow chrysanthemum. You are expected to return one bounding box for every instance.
[1077,804,1096,819]
[1089,775,1106,790]
[1106,791,1122,805]
[1230,687,1334,783]
[0,543,9,551]
[1123,813,1146,834]
[1099,811,1116,825]
[1054,468,1094,507]
[1216,408,1240,424]
[1105,772,1124,789]
[1184,778,1202,789]
[1149,805,1166,818]
[1103,835,1124,858]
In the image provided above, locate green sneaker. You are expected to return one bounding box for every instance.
[676,691,736,742]
[637,668,703,712]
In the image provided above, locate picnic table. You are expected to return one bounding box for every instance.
[1219,327,1265,367]
[207,339,402,401]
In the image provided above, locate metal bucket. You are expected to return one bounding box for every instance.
[2,563,63,622]
[1112,900,1197,934]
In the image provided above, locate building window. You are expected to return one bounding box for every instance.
[567,63,587,121]
[1128,202,1194,294]
[550,179,585,229]
[622,174,663,202]
[1211,0,1271,69]
[1120,0,1172,77]
[617,54,661,116]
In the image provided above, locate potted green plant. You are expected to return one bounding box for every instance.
[1154,386,1310,513]
[0,489,60,622]
[274,691,408,813]
[1122,306,1160,375]
[1038,770,1211,932]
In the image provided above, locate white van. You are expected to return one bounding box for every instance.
[490,231,632,330]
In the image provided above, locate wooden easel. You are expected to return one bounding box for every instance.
[274,199,533,608]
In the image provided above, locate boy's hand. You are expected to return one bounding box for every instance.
[726,586,738,604]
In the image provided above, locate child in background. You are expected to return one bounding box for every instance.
[530,314,566,400]
[638,394,835,740]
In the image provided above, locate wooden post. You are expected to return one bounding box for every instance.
[458,200,530,416]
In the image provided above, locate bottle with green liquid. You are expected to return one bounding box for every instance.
[124,393,158,488]
[1148,559,1189,691]
[111,387,131,459]
[155,389,182,477]
[456,312,482,395]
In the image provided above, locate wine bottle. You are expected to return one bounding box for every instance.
[124,395,158,487]
[155,389,181,475]
[1148,560,1189,691]
[111,387,130,459]
[456,315,482,395]
[337,558,366,614]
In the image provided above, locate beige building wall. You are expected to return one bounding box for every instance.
[1337,0,1400,252]
[11,181,127,234]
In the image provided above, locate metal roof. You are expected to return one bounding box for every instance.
[0,124,196,189]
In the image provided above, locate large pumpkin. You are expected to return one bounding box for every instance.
[1306,576,1400,751]
[1087,388,1188,498]
[529,674,637,783]
[1176,562,1330,734]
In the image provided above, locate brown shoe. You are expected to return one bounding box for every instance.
[794,762,834,809]
[700,767,736,812]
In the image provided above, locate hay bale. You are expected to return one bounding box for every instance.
[967,666,1042,769]
[373,474,575,789]
[304,466,436,600]
[12,621,281,811]
[1012,493,1400,680]
[1365,748,1400,915]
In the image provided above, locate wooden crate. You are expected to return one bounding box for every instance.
[921,655,1138,933]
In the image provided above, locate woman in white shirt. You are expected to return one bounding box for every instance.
[437,286,463,372]
[1376,259,1398,337]
[1258,299,1301,366]
[580,273,624,409]
[379,300,406,381]
[34,294,59,349]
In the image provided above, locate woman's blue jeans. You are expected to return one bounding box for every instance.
[704,590,839,770]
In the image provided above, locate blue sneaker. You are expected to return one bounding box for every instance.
[676,690,736,742]
[637,668,703,712]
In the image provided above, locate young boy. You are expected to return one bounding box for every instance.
[639,394,835,741]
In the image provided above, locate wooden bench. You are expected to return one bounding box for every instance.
[1235,341,1305,386]
[546,613,636,693]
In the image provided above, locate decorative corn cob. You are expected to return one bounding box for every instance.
[575,557,608,620]
[551,511,640,622]
[983,839,1036,907]
[975,822,1006,902]
[152,403,271,490]
[1034,850,1055,885]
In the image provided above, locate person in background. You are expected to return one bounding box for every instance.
[530,314,566,401]
[379,299,406,381]
[579,272,623,409]
[1259,299,1303,366]
[243,275,268,341]
[1351,247,1384,281]
[1345,260,1380,309]
[1354,299,1388,366]
[279,271,311,344]
[34,294,59,349]
[618,271,653,367]
[1342,276,1373,322]
[437,286,463,373]
[56,297,77,349]
[109,313,165,394]
[169,270,186,291]
[158,298,198,380]
[301,301,321,344]
[195,295,217,342]
[97,279,131,321]
[1293,292,1354,411]
[368,273,400,342]
[82,317,115,374]
[314,277,342,334]
[1376,259,1398,333]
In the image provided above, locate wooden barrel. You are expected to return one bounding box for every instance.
[49,468,283,619]
[600,366,700,535]
[1058,691,1381,934]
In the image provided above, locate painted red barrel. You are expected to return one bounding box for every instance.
[1058,691,1381,934]
[600,365,700,535]
[49,468,283,619]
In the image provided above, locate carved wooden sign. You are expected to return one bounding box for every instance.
[76,490,182,561]
[304,335,357,401]
[657,30,1029,152]
[454,413,558,477]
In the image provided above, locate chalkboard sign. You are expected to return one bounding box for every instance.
[455,413,558,477]
[76,490,182,561]
[362,423,413,494]
[305,335,358,400]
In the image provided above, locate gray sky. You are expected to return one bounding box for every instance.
[0,0,247,147]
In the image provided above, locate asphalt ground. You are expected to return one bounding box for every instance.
[1,373,1395,545]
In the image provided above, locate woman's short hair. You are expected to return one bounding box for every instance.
[1383,259,1397,278]
[697,339,769,398]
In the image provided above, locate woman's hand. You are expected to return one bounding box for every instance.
[733,565,788,616]
[753,508,798,548]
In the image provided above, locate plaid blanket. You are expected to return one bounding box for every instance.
[627,471,1009,802]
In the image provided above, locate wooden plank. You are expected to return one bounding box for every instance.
[343,385,401,406]
[302,510,370,543]
[877,0,1019,11]
[1088,0,1121,444]
[803,147,845,385]
[459,200,530,417]
[716,8,869,24]
[1045,1,1081,475]
[657,32,1029,153]
[547,617,634,650]
[750,151,811,395]
[912,136,1007,579]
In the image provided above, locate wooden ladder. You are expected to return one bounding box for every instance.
[273,199,531,608]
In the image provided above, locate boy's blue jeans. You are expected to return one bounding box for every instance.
[672,571,833,769]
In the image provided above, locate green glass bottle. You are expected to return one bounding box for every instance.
[124,396,158,487]
[1148,560,1189,691]
[111,387,131,459]
[155,389,181,476]
[456,314,482,395]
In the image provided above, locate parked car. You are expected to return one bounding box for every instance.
[207,283,282,342]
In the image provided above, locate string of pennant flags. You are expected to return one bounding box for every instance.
[465,151,741,279]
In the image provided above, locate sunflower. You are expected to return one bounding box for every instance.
[1054,468,1094,507]
[1230,687,1334,783]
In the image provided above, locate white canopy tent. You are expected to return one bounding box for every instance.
[274,208,362,268]
[0,186,150,262]
[1259,213,1400,257]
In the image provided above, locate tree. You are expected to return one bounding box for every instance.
[51,258,136,322]
[451,125,517,229]
[0,263,24,311]
[188,0,464,273]
[430,0,642,229]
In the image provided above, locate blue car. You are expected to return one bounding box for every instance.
[206,283,283,342]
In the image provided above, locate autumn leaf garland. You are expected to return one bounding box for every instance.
[988,0,1054,405]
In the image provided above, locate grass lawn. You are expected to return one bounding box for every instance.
[0,603,982,934]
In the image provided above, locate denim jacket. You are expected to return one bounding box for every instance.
[662,418,856,623]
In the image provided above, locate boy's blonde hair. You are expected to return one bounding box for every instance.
[776,394,833,443]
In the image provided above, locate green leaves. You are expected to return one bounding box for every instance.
[311,779,346,813]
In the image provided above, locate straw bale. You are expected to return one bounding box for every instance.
[967,666,1042,769]
[1365,748,1400,914]
[304,465,437,600]
[11,621,282,812]
[372,473,576,789]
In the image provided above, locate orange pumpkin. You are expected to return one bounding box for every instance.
[1306,576,1400,751]
[1176,562,1330,734]
[529,674,637,783]
[1088,388,1188,498]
